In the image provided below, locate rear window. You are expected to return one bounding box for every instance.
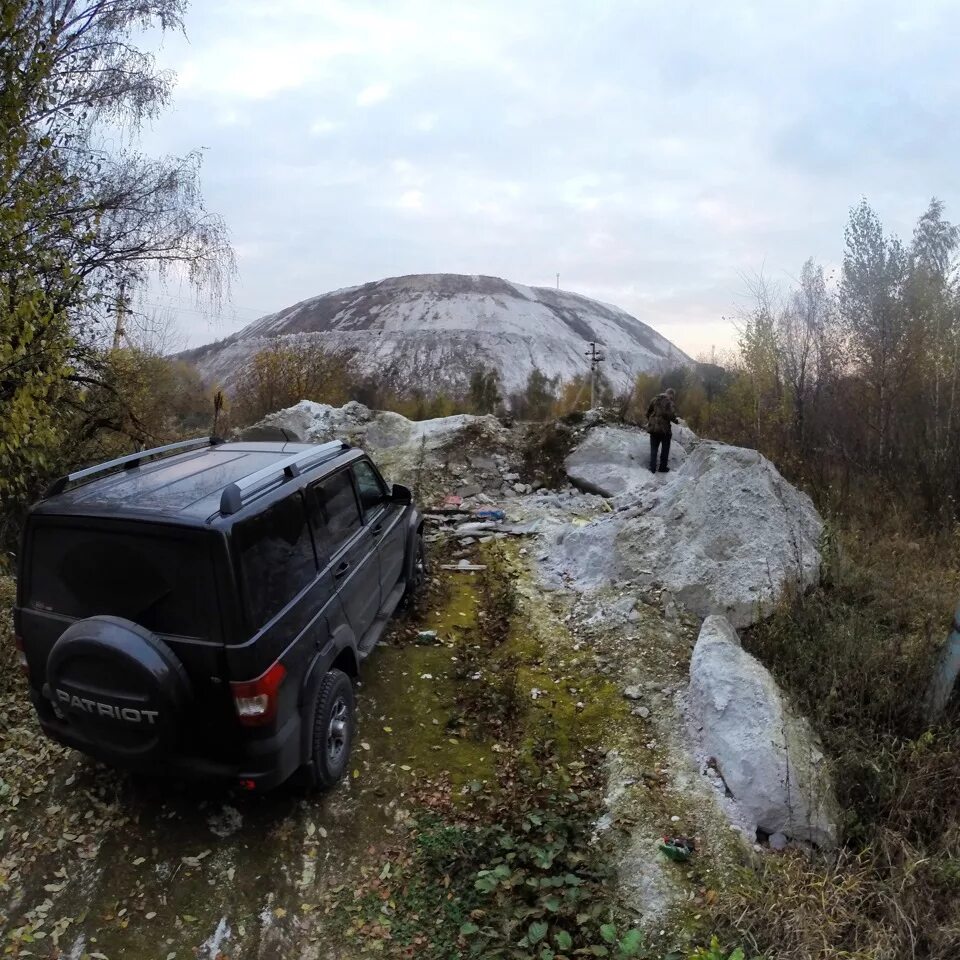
[27,523,216,638]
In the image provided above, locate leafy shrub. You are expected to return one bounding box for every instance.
[365,757,647,960]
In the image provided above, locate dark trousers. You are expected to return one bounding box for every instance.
[649,432,671,471]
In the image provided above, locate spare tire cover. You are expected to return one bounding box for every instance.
[46,616,191,760]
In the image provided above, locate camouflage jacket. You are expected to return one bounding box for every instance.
[646,393,678,435]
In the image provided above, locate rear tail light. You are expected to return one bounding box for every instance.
[14,635,29,677]
[231,661,286,727]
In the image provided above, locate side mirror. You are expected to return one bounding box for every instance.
[391,483,413,505]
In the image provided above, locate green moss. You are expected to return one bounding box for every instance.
[364,571,496,791]
[360,646,494,790]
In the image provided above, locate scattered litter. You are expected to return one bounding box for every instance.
[659,836,695,862]
[440,563,487,571]
[474,508,505,521]
[416,630,438,643]
[443,494,463,507]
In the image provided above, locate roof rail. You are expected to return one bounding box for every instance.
[45,437,222,498]
[219,440,349,516]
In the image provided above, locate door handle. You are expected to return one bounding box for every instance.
[334,560,350,579]
[372,524,383,536]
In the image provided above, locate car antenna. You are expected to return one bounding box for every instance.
[279,428,293,451]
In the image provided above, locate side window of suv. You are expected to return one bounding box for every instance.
[235,492,317,628]
[352,461,386,518]
[309,470,361,558]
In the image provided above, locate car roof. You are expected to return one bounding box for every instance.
[31,441,364,527]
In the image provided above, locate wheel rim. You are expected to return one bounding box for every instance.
[326,696,349,764]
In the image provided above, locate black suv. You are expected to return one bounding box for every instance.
[13,437,425,791]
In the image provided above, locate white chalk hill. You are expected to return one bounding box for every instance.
[181,274,692,394]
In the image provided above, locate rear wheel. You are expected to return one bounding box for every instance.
[306,669,354,789]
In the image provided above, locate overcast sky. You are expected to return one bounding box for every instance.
[138,0,960,357]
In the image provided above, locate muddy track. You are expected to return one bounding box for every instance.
[1,563,496,958]
[1,532,738,959]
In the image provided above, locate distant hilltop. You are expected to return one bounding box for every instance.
[180,273,693,394]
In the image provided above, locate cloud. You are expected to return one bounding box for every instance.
[356,82,392,107]
[139,0,960,359]
[397,189,424,210]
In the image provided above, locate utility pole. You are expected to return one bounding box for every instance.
[556,273,560,290]
[584,341,605,410]
[112,281,128,350]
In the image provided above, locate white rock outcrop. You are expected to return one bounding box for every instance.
[549,437,822,626]
[687,616,838,847]
[564,426,690,498]
[242,400,504,453]
[240,400,516,498]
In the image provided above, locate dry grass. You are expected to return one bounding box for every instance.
[710,516,960,959]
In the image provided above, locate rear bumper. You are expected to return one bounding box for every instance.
[32,690,302,791]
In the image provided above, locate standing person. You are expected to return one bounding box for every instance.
[646,387,679,473]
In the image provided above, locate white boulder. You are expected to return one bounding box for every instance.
[239,400,514,495]
[564,426,688,498]
[550,440,822,626]
[687,616,839,847]
[243,399,505,453]
[243,399,374,442]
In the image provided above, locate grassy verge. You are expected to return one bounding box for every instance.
[705,517,960,959]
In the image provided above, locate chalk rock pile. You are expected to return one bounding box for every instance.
[548,435,822,627]
[686,616,839,847]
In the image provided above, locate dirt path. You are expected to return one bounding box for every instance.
[0,529,734,959]
[0,567,497,958]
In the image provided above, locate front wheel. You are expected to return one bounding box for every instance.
[306,669,355,789]
[403,532,427,607]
